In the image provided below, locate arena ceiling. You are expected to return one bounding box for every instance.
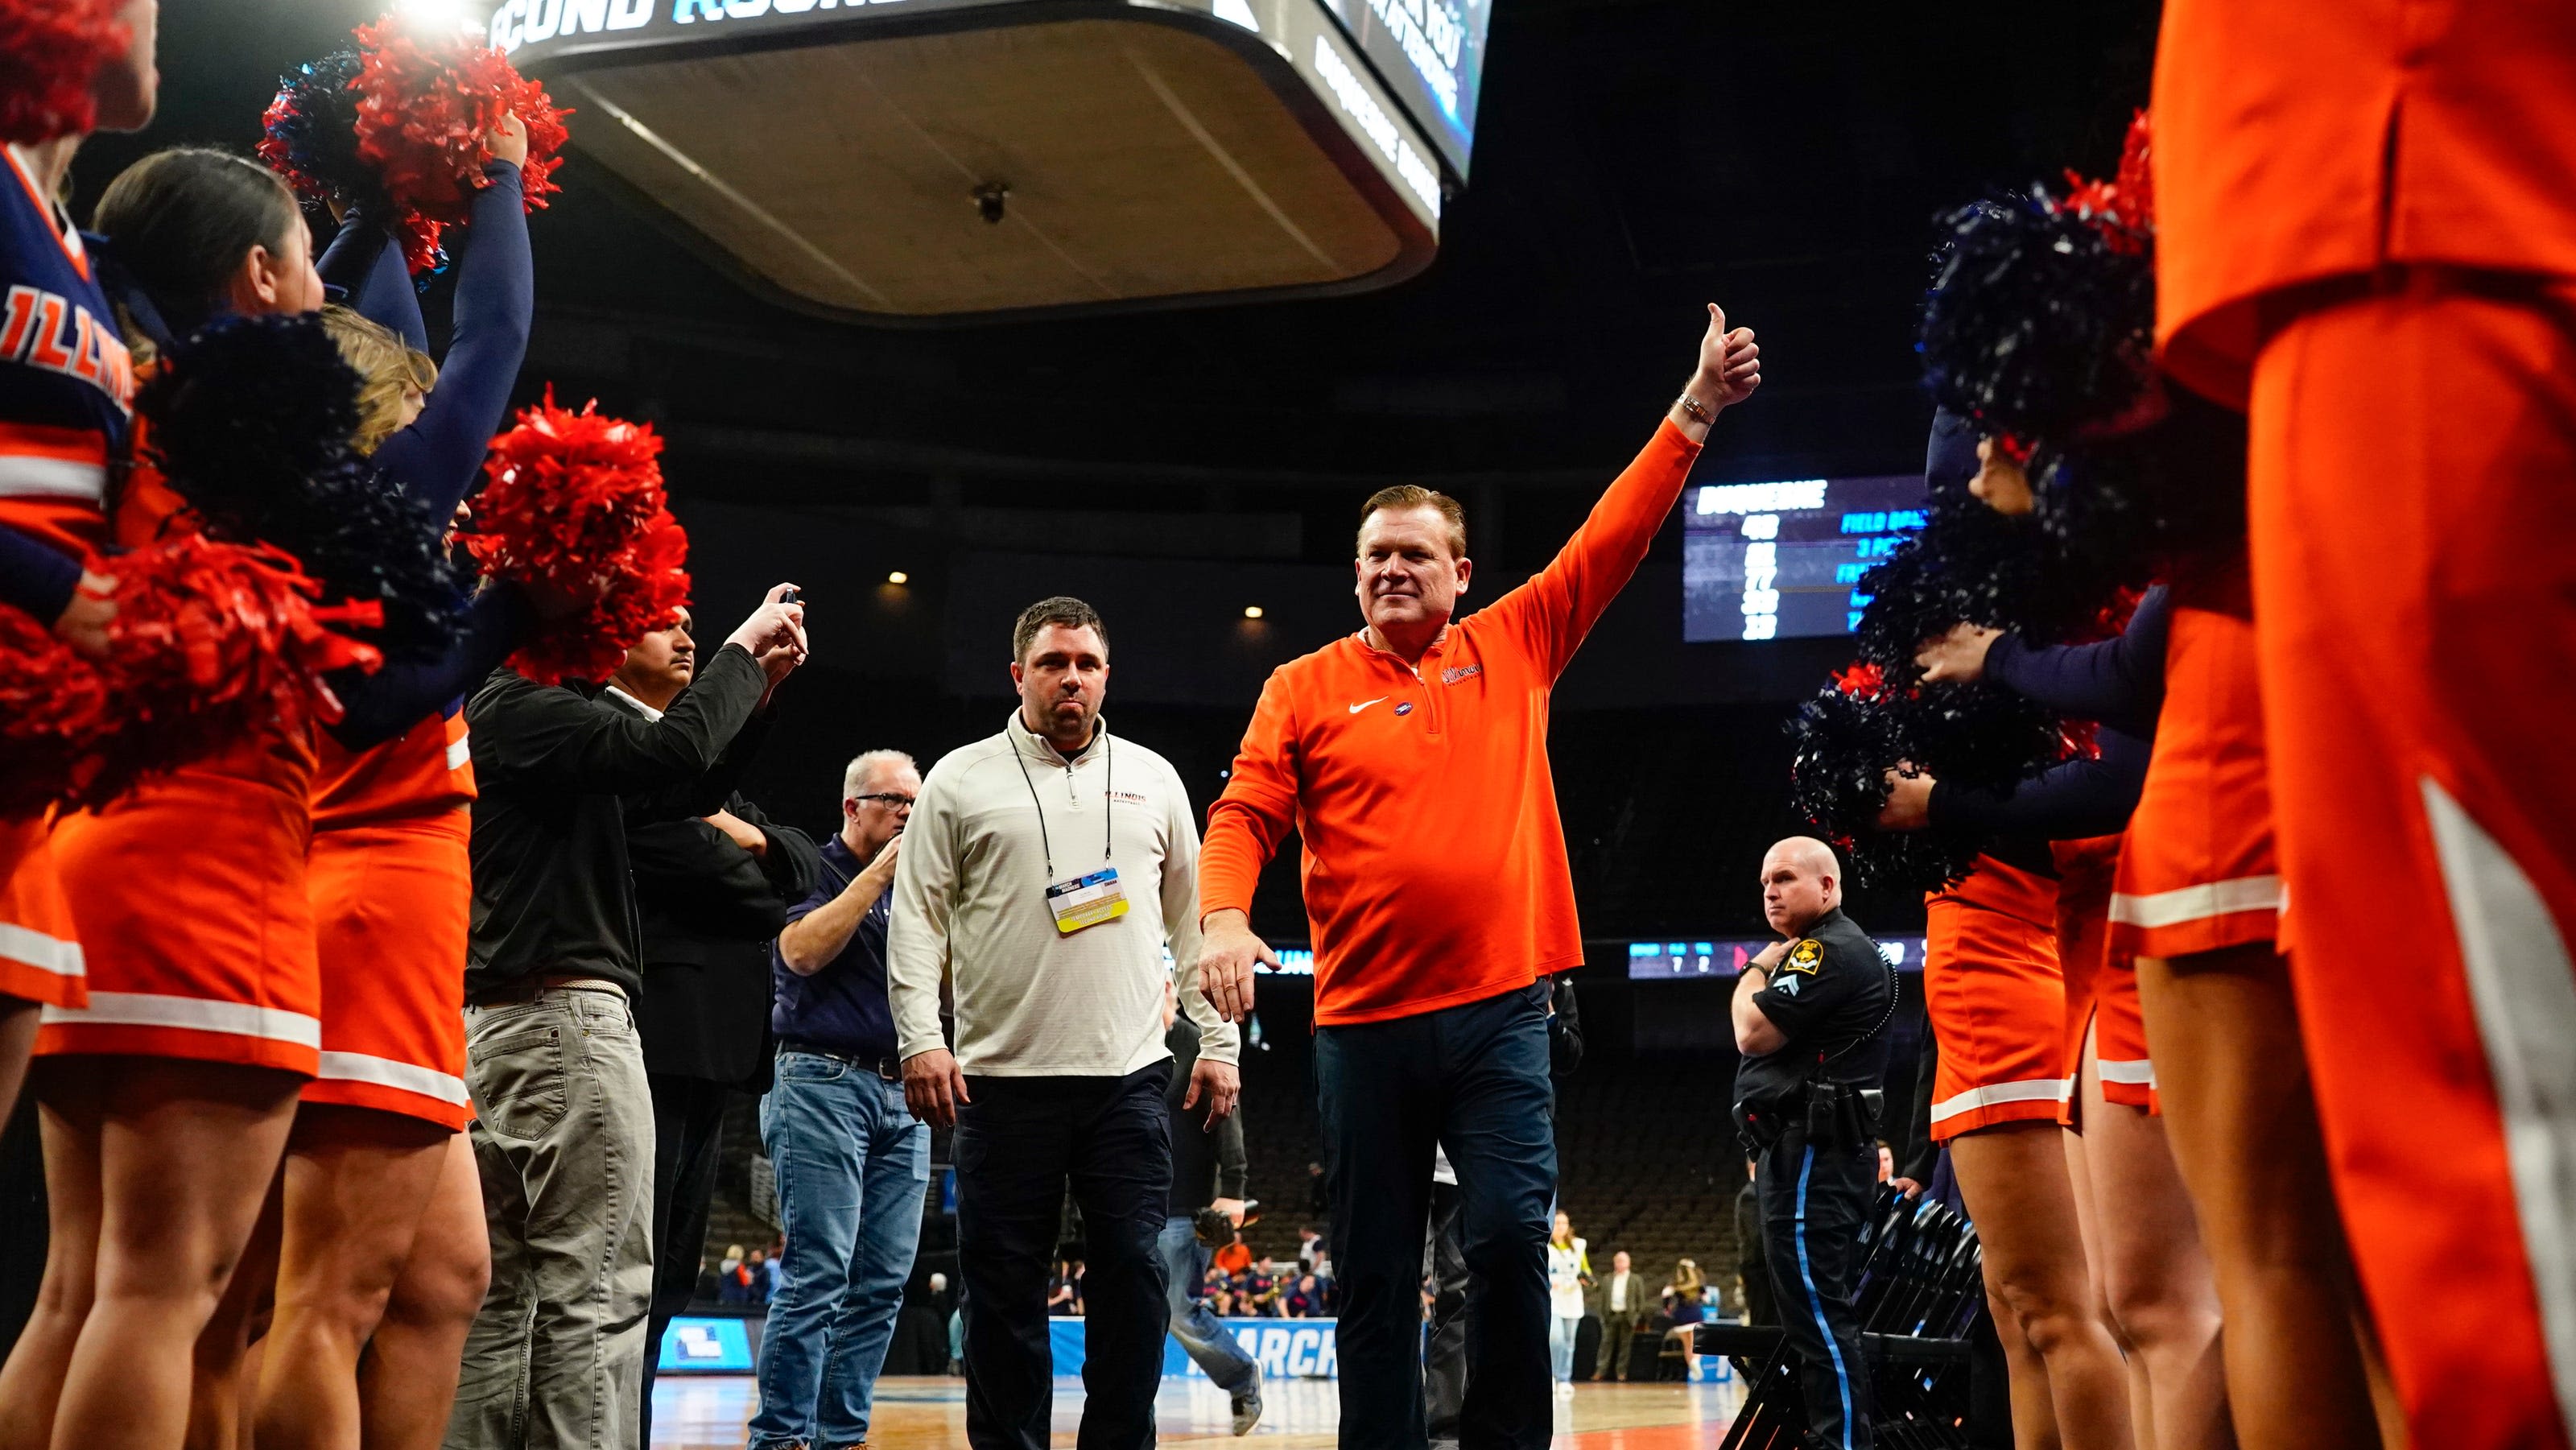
[77,0,2159,561]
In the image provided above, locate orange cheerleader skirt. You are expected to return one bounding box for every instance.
[39,733,320,1076]
[1924,884,2070,1142]
[0,810,85,1009]
[2111,556,2283,961]
[300,812,473,1129]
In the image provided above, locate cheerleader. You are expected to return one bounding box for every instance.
[251,112,533,1450]
[1905,117,2387,1448]
[1895,423,2232,1450]
[0,150,337,1450]
[0,0,155,1133]
[2112,544,2386,1449]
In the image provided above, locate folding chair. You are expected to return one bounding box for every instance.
[1707,1188,1988,1450]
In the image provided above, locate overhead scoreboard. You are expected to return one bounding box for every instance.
[486,0,1492,318]
[1682,477,1926,642]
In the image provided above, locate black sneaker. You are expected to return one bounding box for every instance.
[1230,1363,1265,1435]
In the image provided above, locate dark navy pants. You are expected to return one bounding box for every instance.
[1757,1130,1878,1450]
[1317,981,1556,1450]
[953,1063,1172,1450]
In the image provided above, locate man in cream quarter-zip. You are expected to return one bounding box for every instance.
[890,596,1238,1450]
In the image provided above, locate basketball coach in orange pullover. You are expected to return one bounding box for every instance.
[1194,305,1760,1448]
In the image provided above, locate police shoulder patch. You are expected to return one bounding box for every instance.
[1781,938,1826,974]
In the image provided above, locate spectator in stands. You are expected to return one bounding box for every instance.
[1158,1015,1265,1431]
[1296,1225,1324,1274]
[1211,1287,1237,1318]
[1214,1233,1253,1277]
[458,587,806,1448]
[1662,1259,1707,1381]
[1734,1162,1774,1326]
[1047,1260,1080,1316]
[1876,1140,1894,1184]
[1307,1163,1328,1221]
[1592,1250,1647,1382]
[1546,1212,1592,1393]
[891,597,1236,1450]
[1197,306,1760,1450]
[747,748,929,1450]
[716,1246,755,1306]
[626,647,820,1450]
[1287,1274,1326,1318]
[745,1249,773,1304]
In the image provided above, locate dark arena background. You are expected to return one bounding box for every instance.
[1,1,2173,1444]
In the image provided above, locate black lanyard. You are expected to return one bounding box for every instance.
[1009,721,1113,881]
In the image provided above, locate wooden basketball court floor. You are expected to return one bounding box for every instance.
[653,1374,1750,1448]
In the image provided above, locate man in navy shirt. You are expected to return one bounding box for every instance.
[747,750,926,1450]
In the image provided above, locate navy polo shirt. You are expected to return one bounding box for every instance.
[770,836,898,1060]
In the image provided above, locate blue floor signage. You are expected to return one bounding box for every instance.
[657,1316,756,1374]
[1046,1317,1340,1380]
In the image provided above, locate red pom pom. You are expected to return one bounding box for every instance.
[72,537,383,807]
[349,16,572,274]
[1833,662,1893,700]
[0,607,109,817]
[0,0,127,144]
[465,394,691,687]
[2061,109,2153,250]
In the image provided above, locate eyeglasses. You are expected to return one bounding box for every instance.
[852,793,915,809]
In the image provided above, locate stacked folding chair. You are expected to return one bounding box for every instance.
[1703,1187,1989,1450]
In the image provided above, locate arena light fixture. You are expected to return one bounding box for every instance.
[1243,605,1265,619]
[886,571,910,585]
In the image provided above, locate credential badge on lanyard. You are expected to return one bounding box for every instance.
[1013,725,1128,935]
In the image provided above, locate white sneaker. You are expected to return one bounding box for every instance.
[1555,1382,1576,1397]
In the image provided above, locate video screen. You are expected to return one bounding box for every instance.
[1311,0,1492,176]
[1627,937,1922,981]
[1682,476,1925,642]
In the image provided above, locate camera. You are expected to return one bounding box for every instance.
[1193,1196,1262,1246]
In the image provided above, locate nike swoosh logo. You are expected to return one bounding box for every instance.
[1348,697,1389,714]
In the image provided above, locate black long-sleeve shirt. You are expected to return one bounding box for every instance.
[1930,585,2170,839]
[1164,1018,1247,1217]
[630,788,819,1085]
[464,643,769,999]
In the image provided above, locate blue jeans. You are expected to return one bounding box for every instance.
[1156,1217,1259,1394]
[1548,1316,1579,1382]
[748,1055,930,1450]
[1318,981,1557,1450]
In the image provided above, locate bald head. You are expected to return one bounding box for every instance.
[1761,836,1842,936]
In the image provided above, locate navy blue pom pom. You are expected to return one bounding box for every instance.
[1920,189,2155,446]
[138,314,466,663]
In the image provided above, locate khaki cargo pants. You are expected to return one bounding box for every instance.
[446,983,656,1450]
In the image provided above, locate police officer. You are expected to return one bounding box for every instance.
[1732,837,1897,1450]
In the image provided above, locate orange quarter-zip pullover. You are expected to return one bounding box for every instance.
[1199,419,1703,1026]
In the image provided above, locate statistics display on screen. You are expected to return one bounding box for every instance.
[1628,937,1924,981]
[1682,477,1926,642]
